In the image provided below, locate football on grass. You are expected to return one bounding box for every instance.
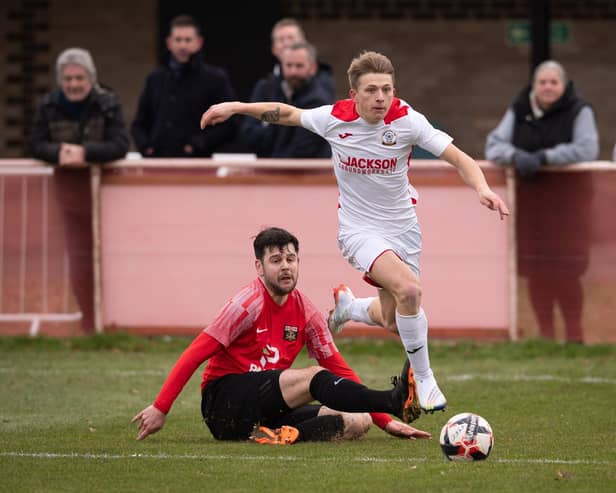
[439,412,494,461]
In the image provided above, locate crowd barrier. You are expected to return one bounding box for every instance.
[0,158,614,343]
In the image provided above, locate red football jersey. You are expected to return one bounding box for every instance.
[202,278,336,387]
[153,278,392,429]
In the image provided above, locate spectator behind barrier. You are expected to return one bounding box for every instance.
[485,60,599,343]
[131,14,237,157]
[31,47,130,332]
[240,42,333,158]
[31,47,129,164]
[485,60,599,177]
[269,18,335,101]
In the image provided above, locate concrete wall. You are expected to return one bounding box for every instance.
[3,158,615,343]
[0,159,511,339]
[99,165,510,335]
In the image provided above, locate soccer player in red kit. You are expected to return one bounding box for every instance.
[132,227,430,444]
[200,52,509,417]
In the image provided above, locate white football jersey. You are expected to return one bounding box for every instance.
[301,98,452,234]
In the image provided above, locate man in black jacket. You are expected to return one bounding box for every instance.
[131,15,237,158]
[241,42,333,158]
[31,47,129,332]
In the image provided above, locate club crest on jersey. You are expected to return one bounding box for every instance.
[381,129,396,146]
[283,325,299,341]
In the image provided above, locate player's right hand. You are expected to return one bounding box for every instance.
[200,102,236,129]
[131,404,166,441]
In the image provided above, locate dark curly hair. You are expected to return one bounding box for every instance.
[253,227,299,260]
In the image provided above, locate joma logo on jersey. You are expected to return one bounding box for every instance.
[283,325,298,341]
[339,155,398,170]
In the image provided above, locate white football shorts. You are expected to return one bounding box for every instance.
[337,222,422,278]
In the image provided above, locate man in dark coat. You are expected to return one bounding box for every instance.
[131,14,237,157]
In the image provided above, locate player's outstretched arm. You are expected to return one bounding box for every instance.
[440,143,510,220]
[132,404,166,441]
[384,420,432,440]
[200,102,303,130]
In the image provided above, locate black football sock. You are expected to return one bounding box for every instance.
[295,415,345,442]
[309,370,395,413]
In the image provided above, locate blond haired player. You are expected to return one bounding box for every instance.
[200,51,509,415]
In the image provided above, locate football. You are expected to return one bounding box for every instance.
[439,412,494,461]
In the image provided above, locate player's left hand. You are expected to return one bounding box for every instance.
[478,188,510,220]
[384,420,432,439]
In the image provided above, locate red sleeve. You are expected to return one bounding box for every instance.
[153,332,223,414]
[317,351,393,430]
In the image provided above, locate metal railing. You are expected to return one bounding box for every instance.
[0,167,82,334]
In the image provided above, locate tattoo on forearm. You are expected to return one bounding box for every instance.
[261,107,280,123]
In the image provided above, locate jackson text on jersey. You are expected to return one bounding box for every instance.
[337,154,398,175]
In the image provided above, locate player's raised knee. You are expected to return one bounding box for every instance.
[395,280,422,307]
[305,365,327,379]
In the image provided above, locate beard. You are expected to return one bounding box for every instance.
[264,275,297,296]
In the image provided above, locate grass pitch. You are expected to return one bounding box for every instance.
[1,335,615,493]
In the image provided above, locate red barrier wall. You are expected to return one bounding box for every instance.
[99,161,510,339]
[3,159,614,343]
[516,169,616,344]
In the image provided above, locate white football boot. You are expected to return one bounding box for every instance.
[327,284,355,335]
[415,371,447,413]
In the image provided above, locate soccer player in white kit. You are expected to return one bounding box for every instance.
[200,51,509,415]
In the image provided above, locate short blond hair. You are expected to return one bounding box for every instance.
[347,51,395,89]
